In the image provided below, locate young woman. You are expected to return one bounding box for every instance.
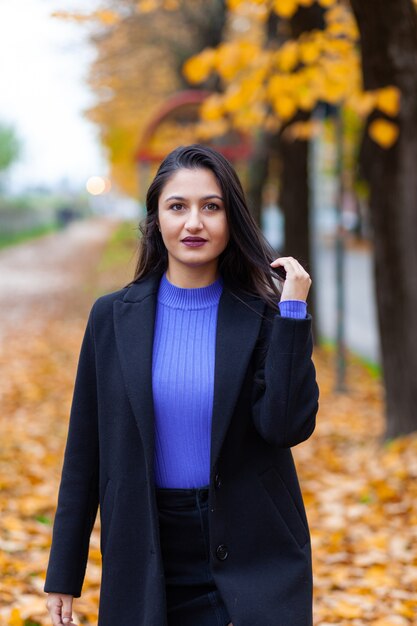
[44,144,319,626]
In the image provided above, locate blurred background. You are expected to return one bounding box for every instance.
[1,1,416,624]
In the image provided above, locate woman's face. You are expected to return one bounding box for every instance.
[157,167,229,278]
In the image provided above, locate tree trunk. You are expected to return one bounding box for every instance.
[246,130,269,225]
[244,12,282,227]
[278,128,310,268]
[275,123,318,341]
[267,6,325,338]
[350,0,417,437]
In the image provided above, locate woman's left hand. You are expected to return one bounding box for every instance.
[270,256,312,302]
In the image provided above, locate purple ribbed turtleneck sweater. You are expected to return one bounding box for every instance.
[152,272,307,488]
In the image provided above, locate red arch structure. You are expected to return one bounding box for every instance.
[134,90,252,164]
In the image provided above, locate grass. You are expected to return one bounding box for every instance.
[0,222,59,250]
[97,220,139,273]
[317,336,381,380]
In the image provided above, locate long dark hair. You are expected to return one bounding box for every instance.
[125,144,283,309]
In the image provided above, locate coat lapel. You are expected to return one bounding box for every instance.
[210,287,265,470]
[113,271,266,474]
[113,272,161,471]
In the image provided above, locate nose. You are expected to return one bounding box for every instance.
[185,207,203,231]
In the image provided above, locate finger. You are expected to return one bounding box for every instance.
[270,257,292,280]
[270,256,303,272]
[271,257,300,277]
[61,596,74,625]
[287,258,308,278]
[270,256,291,267]
[280,258,310,280]
[49,600,64,626]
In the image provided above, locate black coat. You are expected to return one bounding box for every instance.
[44,270,319,626]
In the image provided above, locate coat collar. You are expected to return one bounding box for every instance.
[113,270,266,478]
[121,270,162,303]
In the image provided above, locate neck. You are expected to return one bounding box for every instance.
[165,262,220,289]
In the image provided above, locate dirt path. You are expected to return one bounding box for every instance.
[0,217,118,343]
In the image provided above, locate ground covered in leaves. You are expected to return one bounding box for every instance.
[0,220,416,625]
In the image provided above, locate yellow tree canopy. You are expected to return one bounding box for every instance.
[53,0,402,197]
[183,0,401,148]
[87,8,185,197]
[53,1,228,197]
[54,4,205,196]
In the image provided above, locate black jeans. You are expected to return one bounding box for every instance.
[156,486,231,626]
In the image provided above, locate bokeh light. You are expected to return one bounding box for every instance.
[86,175,111,195]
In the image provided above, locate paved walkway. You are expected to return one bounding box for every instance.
[313,237,380,364]
[0,217,116,343]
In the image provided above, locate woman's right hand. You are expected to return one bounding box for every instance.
[46,593,75,625]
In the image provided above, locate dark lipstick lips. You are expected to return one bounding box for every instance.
[182,237,207,242]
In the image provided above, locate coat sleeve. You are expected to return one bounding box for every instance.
[251,311,319,448]
[44,303,99,597]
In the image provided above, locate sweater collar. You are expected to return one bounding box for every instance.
[157,271,223,310]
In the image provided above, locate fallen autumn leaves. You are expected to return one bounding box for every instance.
[301,353,417,624]
[0,222,416,625]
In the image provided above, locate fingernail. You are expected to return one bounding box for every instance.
[63,619,70,624]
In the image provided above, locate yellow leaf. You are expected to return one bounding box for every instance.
[345,91,369,118]
[233,106,265,131]
[227,0,245,9]
[375,86,401,116]
[317,0,337,6]
[8,608,23,626]
[183,49,215,84]
[273,0,298,19]
[326,21,352,37]
[223,87,244,113]
[272,94,297,120]
[369,119,399,148]
[268,74,294,99]
[372,616,410,625]
[276,41,298,72]
[299,40,321,64]
[333,600,363,619]
[200,94,224,122]
[324,37,353,56]
[373,479,398,501]
[394,600,417,619]
[94,10,120,25]
[214,42,259,82]
[136,0,158,13]
[322,77,347,104]
[297,85,316,111]
[363,564,397,587]
[163,0,179,9]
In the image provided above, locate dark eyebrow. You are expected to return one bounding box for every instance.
[164,194,224,203]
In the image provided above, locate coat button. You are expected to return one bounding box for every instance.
[216,544,229,561]
[214,473,222,489]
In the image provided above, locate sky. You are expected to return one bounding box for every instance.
[0,0,107,192]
